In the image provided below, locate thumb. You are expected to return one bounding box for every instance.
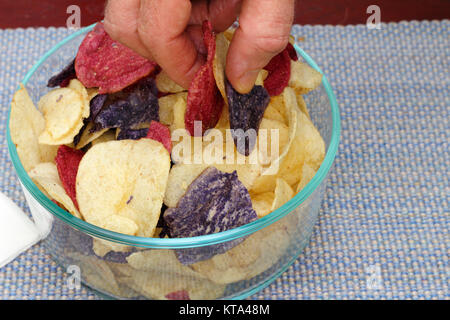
[225,0,294,93]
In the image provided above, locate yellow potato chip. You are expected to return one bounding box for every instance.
[28,162,81,218]
[127,250,205,279]
[223,28,236,42]
[296,162,317,193]
[67,79,90,118]
[158,92,187,126]
[250,192,274,218]
[255,69,269,86]
[250,87,299,193]
[296,92,310,119]
[9,85,58,171]
[191,219,292,284]
[38,87,86,145]
[213,32,230,103]
[86,87,99,101]
[76,139,170,237]
[75,122,108,150]
[271,178,294,211]
[257,118,289,165]
[171,96,187,132]
[90,129,116,147]
[289,60,323,95]
[156,71,186,93]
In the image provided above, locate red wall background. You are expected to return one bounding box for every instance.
[0,0,448,29]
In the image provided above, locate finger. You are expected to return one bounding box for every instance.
[103,0,153,60]
[190,0,242,31]
[137,0,203,89]
[226,0,295,93]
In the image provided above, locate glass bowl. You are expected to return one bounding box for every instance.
[6,24,340,300]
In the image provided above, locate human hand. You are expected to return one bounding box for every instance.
[104,0,294,93]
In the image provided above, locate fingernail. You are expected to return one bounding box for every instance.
[235,69,260,94]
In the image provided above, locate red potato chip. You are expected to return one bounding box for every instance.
[55,145,85,210]
[146,121,172,154]
[75,22,157,94]
[185,21,224,136]
[165,290,190,300]
[263,46,291,97]
[286,42,299,61]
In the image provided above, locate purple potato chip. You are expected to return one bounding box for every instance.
[47,59,76,88]
[89,94,108,121]
[164,167,258,265]
[92,76,159,132]
[116,128,149,141]
[225,80,270,156]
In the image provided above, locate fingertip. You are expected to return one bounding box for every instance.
[227,68,260,94]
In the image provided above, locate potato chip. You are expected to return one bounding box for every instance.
[158,92,187,127]
[155,70,186,93]
[9,85,58,171]
[296,92,310,118]
[288,60,323,94]
[90,129,116,146]
[191,219,292,284]
[263,46,291,96]
[146,121,172,153]
[76,139,170,237]
[213,32,230,103]
[28,162,81,219]
[185,21,224,136]
[164,167,257,264]
[74,122,108,150]
[226,81,270,156]
[75,22,157,94]
[286,42,299,61]
[122,267,225,300]
[296,162,317,193]
[250,192,274,218]
[255,69,269,86]
[38,87,86,145]
[92,77,159,132]
[67,79,90,119]
[250,87,299,193]
[47,59,76,88]
[223,27,236,42]
[271,178,294,211]
[262,101,286,123]
[55,146,85,210]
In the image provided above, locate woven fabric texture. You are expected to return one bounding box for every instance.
[0,20,448,300]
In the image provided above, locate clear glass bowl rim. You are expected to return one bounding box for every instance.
[6,24,341,249]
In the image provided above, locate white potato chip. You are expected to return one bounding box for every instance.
[156,71,186,93]
[250,192,274,218]
[9,85,58,171]
[90,129,116,147]
[296,162,317,193]
[171,96,187,132]
[75,122,108,150]
[123,268,225,300]
[158,92,187,126]
[67,79,90,118]
[255,69,269,86]
[38,87,86,145]
[191,219,292,284]
[213,32,230,103]
[250,87,299,193]
[296,92,310,118]
[76,139,170,237]
[28,162,81,218]
[289,60,323,95]
[86,87,99,101]
[223,28,236,42]
[271,178,294,211]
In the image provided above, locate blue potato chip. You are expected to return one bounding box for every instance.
[116,128,148,141]
[226,81,270,156]
[164,167,258,265]
[47,59,76,88]
[92,77,159,132]
[89,93,108,122]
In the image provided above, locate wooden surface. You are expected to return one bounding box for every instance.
[0,0,449,29]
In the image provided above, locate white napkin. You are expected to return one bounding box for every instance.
[0,192,42,268]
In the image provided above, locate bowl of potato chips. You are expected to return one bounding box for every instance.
[7,22,340,300]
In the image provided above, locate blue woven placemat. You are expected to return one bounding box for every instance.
[0,20,448,300]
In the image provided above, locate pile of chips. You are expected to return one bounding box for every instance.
[10,21,325,298]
